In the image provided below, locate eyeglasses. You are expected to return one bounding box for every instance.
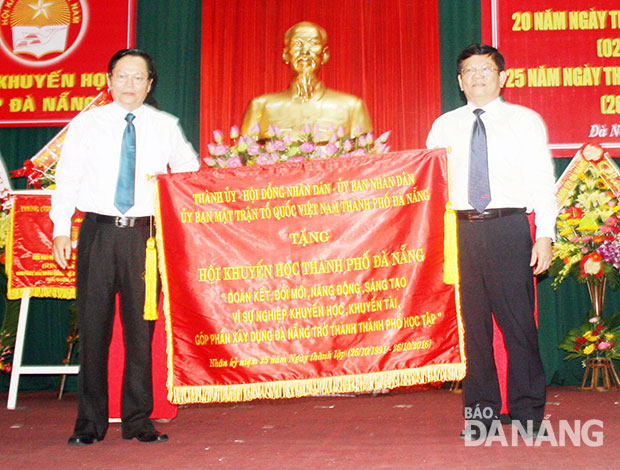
[460,66,498,77]
[112,73,149,86]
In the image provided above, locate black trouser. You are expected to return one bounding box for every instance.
[457,211,546,425]
[73,213,155,439]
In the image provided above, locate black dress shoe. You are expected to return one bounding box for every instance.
[68,434,99,446]
[123,430,168,443]
[460,425,486,441]
[516,420,548,439]
[460,421,499,442]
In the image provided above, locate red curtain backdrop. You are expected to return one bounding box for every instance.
[200,0,440,153]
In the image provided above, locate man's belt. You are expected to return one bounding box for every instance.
[456,207,526,221]
[88,213,151,228]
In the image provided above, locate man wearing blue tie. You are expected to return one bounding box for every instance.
[50,49,199,446]
[426,44,557,442]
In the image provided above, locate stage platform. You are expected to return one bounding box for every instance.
[1,386,618,469]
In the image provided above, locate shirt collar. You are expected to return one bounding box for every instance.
[110,101,146,120]
[466,96,504,114]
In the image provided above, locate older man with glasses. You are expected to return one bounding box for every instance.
[51,48,199,446]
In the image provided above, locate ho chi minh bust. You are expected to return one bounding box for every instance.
[240,21,373,140]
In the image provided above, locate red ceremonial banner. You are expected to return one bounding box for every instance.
[0,0,134,126]
[482,0,620,155]
[156,150,465,404]
[5,192,81,299]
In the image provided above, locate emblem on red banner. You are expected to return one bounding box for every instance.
[0,0,86,65]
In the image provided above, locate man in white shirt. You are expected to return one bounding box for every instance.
[426,44,557,441]
[50,49,199,446]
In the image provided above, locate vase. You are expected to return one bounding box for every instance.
[586,277,607,318]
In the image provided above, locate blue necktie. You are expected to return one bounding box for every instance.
[468,108,491,213]
[114,113,136,214]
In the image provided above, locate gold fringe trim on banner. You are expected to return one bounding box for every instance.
[443,202,458,285]
[143,236,158,320]
[5,202,17,286]
[6,286,76,301]
[153,184,179,404]
[168,363,466,405]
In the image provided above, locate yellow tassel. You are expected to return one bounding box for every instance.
[443,202,459,285]
[143,236,158,320]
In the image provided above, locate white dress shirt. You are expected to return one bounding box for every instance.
[50,102,199,238]
[426,97,557,240]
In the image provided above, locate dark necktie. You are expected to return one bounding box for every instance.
[114,113,136,214]
[468,108,491,213]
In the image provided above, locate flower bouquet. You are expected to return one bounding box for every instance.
[549,144,620,292]
[0,330,13,374]
[204,124,391,169]
[558,313,620,360]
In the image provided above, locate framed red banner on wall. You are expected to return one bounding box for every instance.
[0,0,135,126]
[482,0,620,157]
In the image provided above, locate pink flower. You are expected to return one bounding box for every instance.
[374,143,389,153]
[301,124,312,134]
[300,142,315,153]
[357,135,367,147]
[597,341,611,351]
[377,130,391,143]
[230,126,240,139]
[337,126,346,138]
[343,139,353,151]
[208,143,228,156]
[256,153,271,165]
[589,316,600,323]
[274,140,287,151]
[249,124,260,135]
[582,235,592,243]
[265,141,276,153]
[240,135,254,145]
[213,129,223,143]
[351,148,367,157]
[227,156,242,168]
[325,143,339,157]
[247,143,261,155]
[605,216,617,227]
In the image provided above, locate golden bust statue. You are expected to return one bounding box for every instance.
[240,21,373,140]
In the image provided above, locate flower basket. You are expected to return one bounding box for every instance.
[204,124,390,169]
[551,143,620,388]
